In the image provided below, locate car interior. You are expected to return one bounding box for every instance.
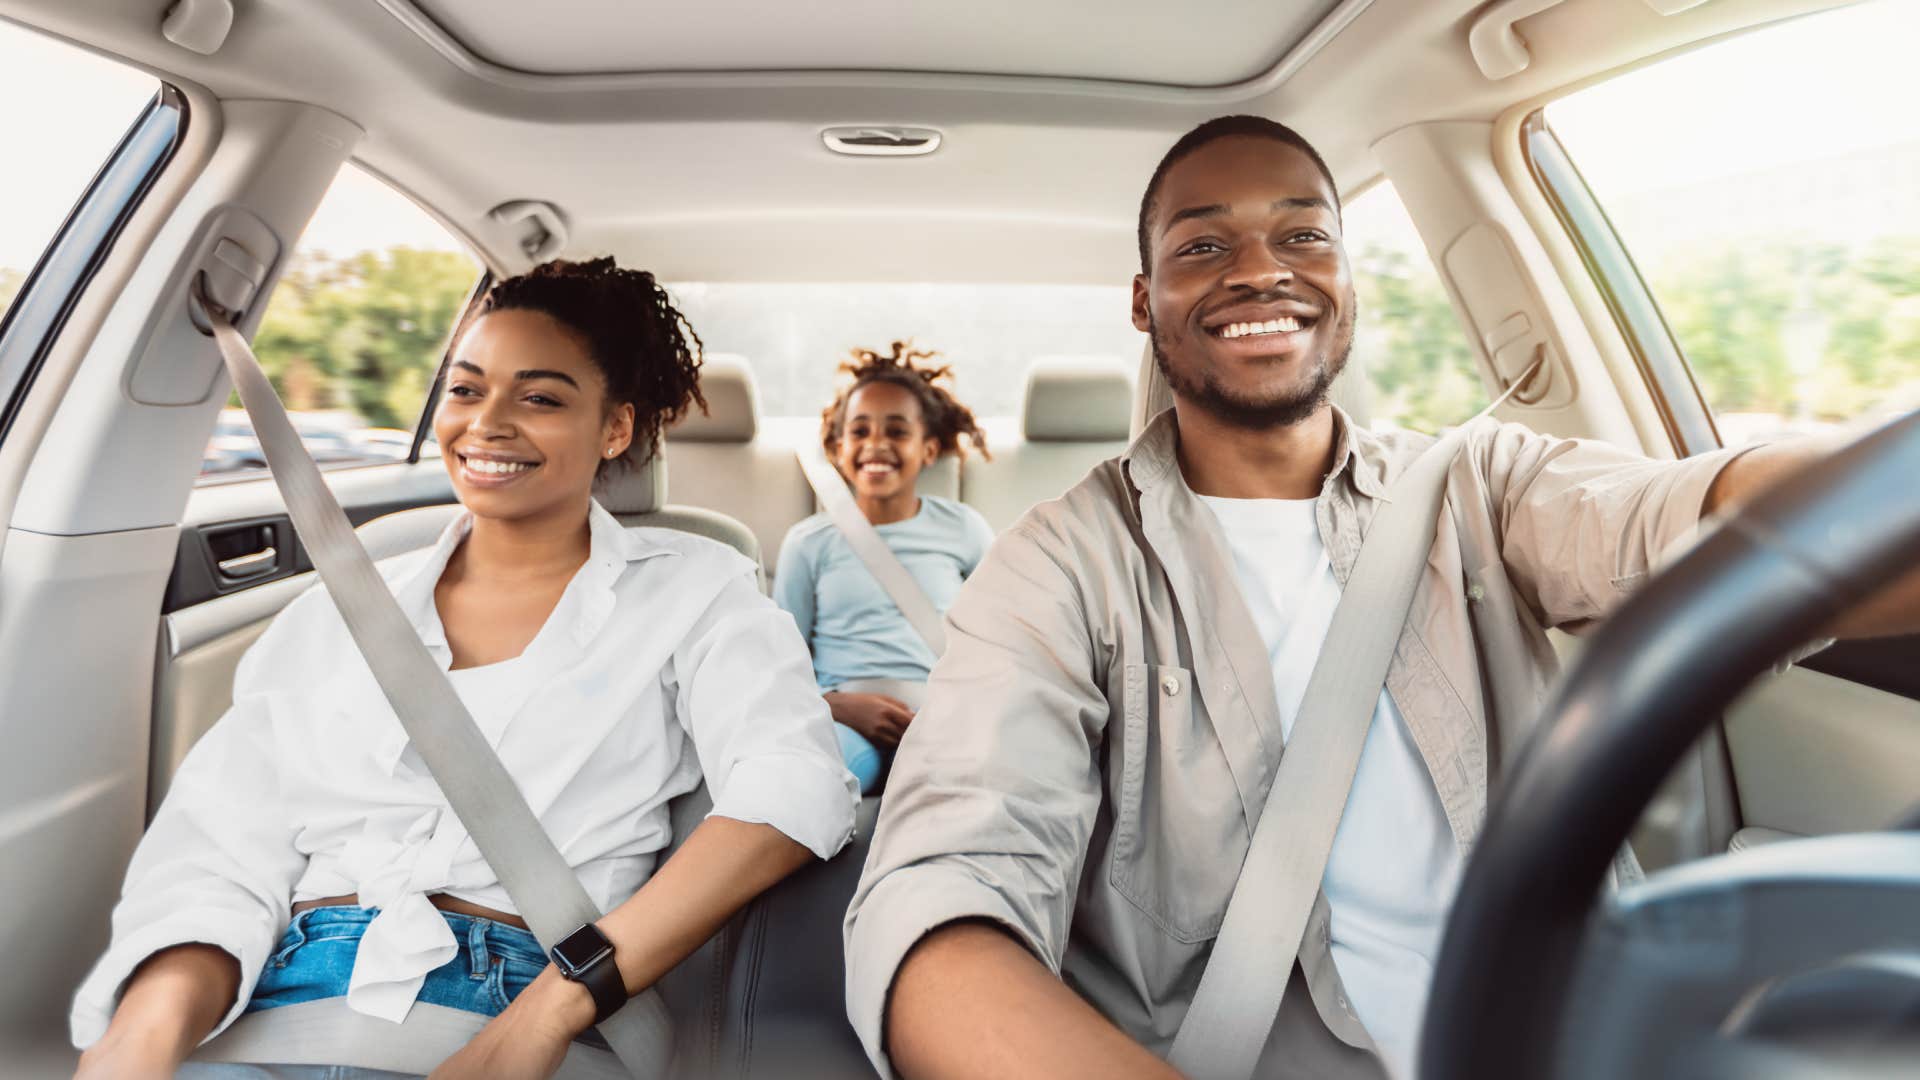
[0,0,1914,1076]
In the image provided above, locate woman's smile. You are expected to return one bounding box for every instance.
[456,451,542,487]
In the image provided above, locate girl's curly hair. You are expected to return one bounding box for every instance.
[820,341,990,462]
[464,256,705,476]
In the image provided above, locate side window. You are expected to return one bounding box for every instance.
[1544,0,1920,448]
[1344,181,1487,433]
[0,22,162,423]
[198,165,482,482]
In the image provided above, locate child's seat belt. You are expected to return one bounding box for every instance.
[184,279,663,1078]
[1167,360,1543,1080]
[795,447,948,656]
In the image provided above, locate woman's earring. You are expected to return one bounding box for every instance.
[605,447,617,458]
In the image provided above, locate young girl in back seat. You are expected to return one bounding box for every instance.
[73,258,856,1079]
[774,342,994,794]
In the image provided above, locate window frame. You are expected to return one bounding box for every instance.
[407,270,491,463]
[1518,108,1721,457]
[0,84,187,447]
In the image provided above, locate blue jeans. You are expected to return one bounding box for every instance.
[247,906,547,1018]
[179,906,607,1077]
[834,722,885,794]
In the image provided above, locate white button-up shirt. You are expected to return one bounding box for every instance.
[72,500,858,1048]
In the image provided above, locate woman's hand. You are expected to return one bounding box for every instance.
[430,966,592,1080]
[827,691,915,748]
[74,1025,188,1080]
[440,818,818,1078]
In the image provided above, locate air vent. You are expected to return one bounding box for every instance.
[822,126,942,157]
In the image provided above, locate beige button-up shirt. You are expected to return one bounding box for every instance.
[844,407,1743,1078]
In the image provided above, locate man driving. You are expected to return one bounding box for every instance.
[842,115,1920,1080]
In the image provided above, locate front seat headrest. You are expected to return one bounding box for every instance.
[1023,357,1134,442]
[593,445,666,515]
[669,354,759,443]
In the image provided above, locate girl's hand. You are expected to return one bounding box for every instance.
[827,692,915,747]
[430,966,590,1080]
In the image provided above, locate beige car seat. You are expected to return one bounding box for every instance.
[962,357,1134,531]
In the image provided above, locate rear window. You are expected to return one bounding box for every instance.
[664,283,1144,420]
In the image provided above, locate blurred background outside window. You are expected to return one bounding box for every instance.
[1344,180,1487,433]
[198,165,480,482]
[1548,0,1920,447]
[0,23,154,324]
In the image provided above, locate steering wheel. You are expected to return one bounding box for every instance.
[1420,411,1920,1080]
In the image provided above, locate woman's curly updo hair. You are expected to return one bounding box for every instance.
[465,256,705,476]
[820,341,990,463]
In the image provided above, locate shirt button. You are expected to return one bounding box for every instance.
[1161,673,1182,696]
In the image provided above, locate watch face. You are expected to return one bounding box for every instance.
[553,923,613,974]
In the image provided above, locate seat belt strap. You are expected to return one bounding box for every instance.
[1168,362,1542,1080]
[795,447,949,655]
[194,284,667,1076]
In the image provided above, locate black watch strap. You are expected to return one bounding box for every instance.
[549,923,626,1025]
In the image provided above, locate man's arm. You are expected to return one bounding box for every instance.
[844,517,1130,1079]
[1482,423,1920,639]
[888,922,1179,1080]
[1703,438,1920,639]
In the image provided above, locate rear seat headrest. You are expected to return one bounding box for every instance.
[1023,358,1134,442]
[593,446,666,515]
[670,354,759,443]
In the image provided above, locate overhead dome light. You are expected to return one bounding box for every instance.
[822,126,942,157]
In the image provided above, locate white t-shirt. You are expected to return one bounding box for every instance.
[1199,493,1465,1080]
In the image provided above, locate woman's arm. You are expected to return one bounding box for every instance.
[74,945,241,1080]
[434,568,856,1079]
[431,817,814,1077]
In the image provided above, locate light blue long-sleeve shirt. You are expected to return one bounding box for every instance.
[774,495,994,790]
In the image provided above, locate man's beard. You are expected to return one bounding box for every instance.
[1150,300,1355,431]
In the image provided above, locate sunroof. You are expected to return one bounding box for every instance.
[397,0,1349,88]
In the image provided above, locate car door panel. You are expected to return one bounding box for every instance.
[1724,666,1920,838]
[151,470,458,807]
[167,460,454,611]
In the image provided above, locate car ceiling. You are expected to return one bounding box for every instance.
[0,0,1856,283]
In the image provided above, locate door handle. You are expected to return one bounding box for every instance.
[216,546,278,580]
[205,520,285,585]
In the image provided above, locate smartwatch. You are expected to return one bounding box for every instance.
[549,923,626,1025]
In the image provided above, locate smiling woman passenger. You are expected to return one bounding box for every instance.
[773,342,993,793]
[71,258,858,1079]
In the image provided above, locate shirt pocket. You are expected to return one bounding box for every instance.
[1108,662,1251,944]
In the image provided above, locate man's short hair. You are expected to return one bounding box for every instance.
[1136,114,1340,275]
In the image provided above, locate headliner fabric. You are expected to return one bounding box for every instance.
[1023,357,1134,442]
[671,355,759,443]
